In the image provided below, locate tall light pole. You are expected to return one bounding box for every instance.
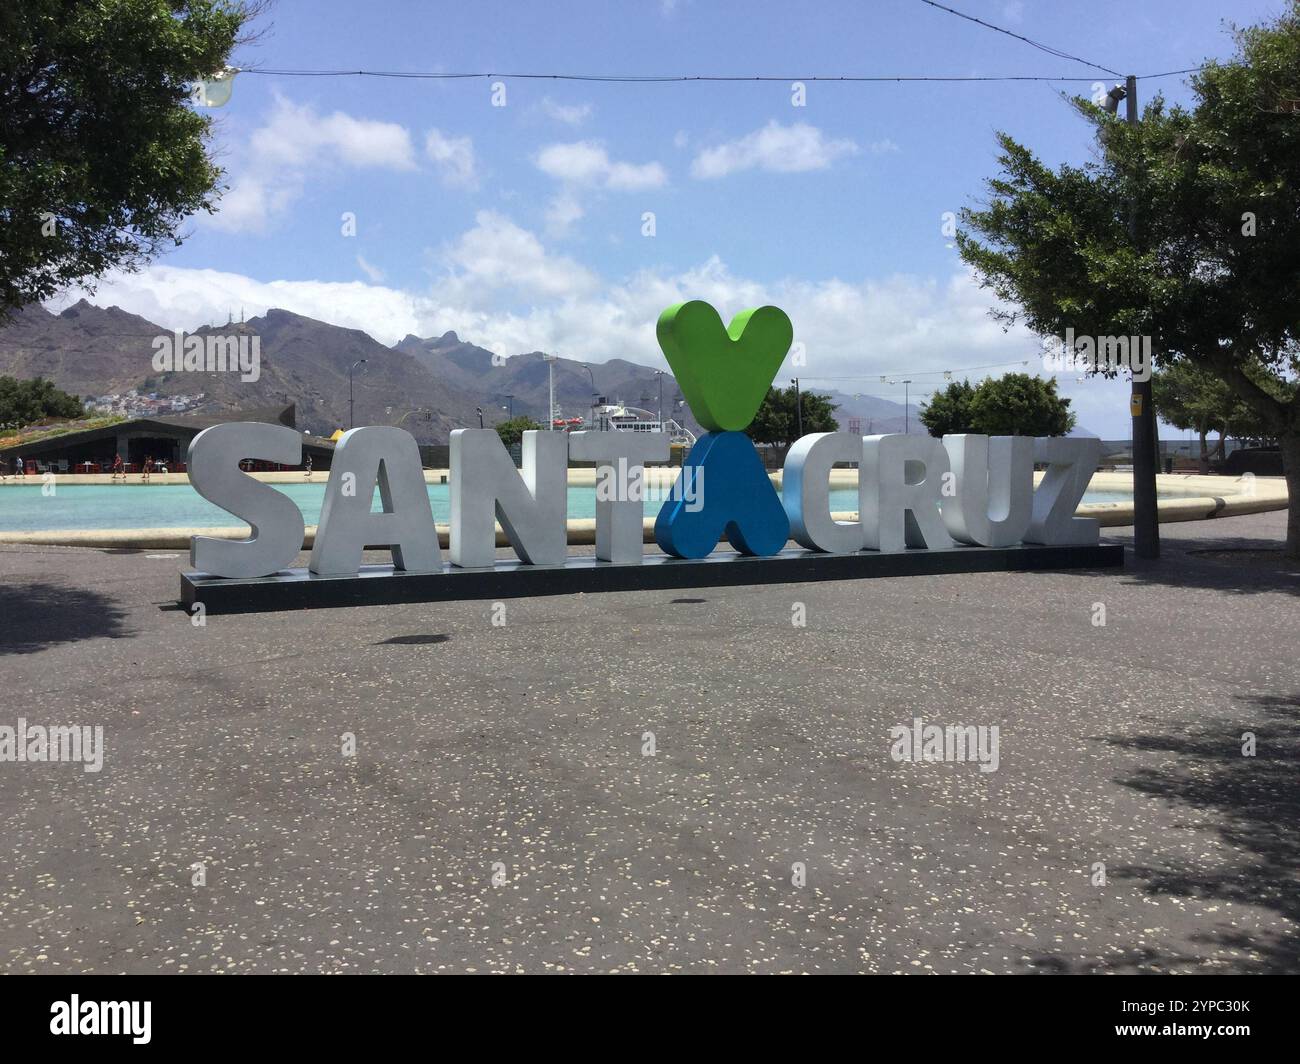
[394,407,433,428]
[1128,75,1159,559]
[792,377,803,438]
[580,364,597,427]
[543,355,557,430]
[502,394,514,419]
[1103,77,1159,559]
[348,358,367,430]
[655,370,665,425]
[902,379,912,433]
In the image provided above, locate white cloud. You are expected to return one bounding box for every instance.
[431,210,600,309]
[424,128,477,186]
[47,264,426,345]
[209,95,418,234]
[535,141,667,191]
[869,139,901,155]
[56,212,1133,430]
[544,191,585,237]
[248,97,417,172]
[690,121,858,179]
[49,216,1024,362]
[538,97,593,125]
[209,174,302,234]
[356,255,385,284]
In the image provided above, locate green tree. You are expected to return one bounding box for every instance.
[0,375,85,426]
[1154,362,1285,471]
[956,4,1300,554]
[1152,363,1238,472]
[920,379,977,436]
[921,375,1074,438]
[495,415,543,449]
[747,385,838,459]
[967,373,1076,437]
[0,1,257,322]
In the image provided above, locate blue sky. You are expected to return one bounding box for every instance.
[60,0,1272,437]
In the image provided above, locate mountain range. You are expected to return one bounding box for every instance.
[0,300,924,439]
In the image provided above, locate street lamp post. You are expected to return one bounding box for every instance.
[543,355,557,430]
[580,364,597,428]
[476,407,484,429]
[394,407,432,428]
[792,377,803,438]
[655,370,665,426]
[1127,76,1159,559]
[348,358,367,430]
[902,379,912,434]
[1103,76,1159,559]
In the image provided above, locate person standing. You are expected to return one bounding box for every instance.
[15,456,24,478]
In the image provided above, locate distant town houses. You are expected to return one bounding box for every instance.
[86,390,205,418]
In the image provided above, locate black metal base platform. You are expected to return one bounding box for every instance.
[180,543,1124,615]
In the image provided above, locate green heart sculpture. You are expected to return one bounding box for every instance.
[656,301,793,432]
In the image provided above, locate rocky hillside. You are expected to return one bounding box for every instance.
[0,301,925,440]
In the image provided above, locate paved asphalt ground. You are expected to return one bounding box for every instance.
[0,512,1296,974]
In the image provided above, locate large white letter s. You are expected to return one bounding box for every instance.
[188,423,305,578]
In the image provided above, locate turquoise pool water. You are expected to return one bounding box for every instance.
[0,482,1137,533]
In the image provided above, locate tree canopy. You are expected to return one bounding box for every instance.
[919,379,977,437]
[920,374,1075,437]
[0,375,85,426]
[747,385,838,456]
[956,2,1300,552]
[0,1,254,322]
[967,373,1076,438]
[495,416,543,449]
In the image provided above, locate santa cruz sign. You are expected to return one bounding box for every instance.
[180,301,1120,614]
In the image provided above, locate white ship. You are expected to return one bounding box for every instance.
[585,402,696,447]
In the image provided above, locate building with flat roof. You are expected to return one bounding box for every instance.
[0,404,336,473]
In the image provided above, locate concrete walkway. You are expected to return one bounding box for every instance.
[0,513,1296,972]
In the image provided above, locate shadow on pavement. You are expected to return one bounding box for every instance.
[1080,529,1300,598]
[1031,691,1300,973]
[0,581,132,655]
